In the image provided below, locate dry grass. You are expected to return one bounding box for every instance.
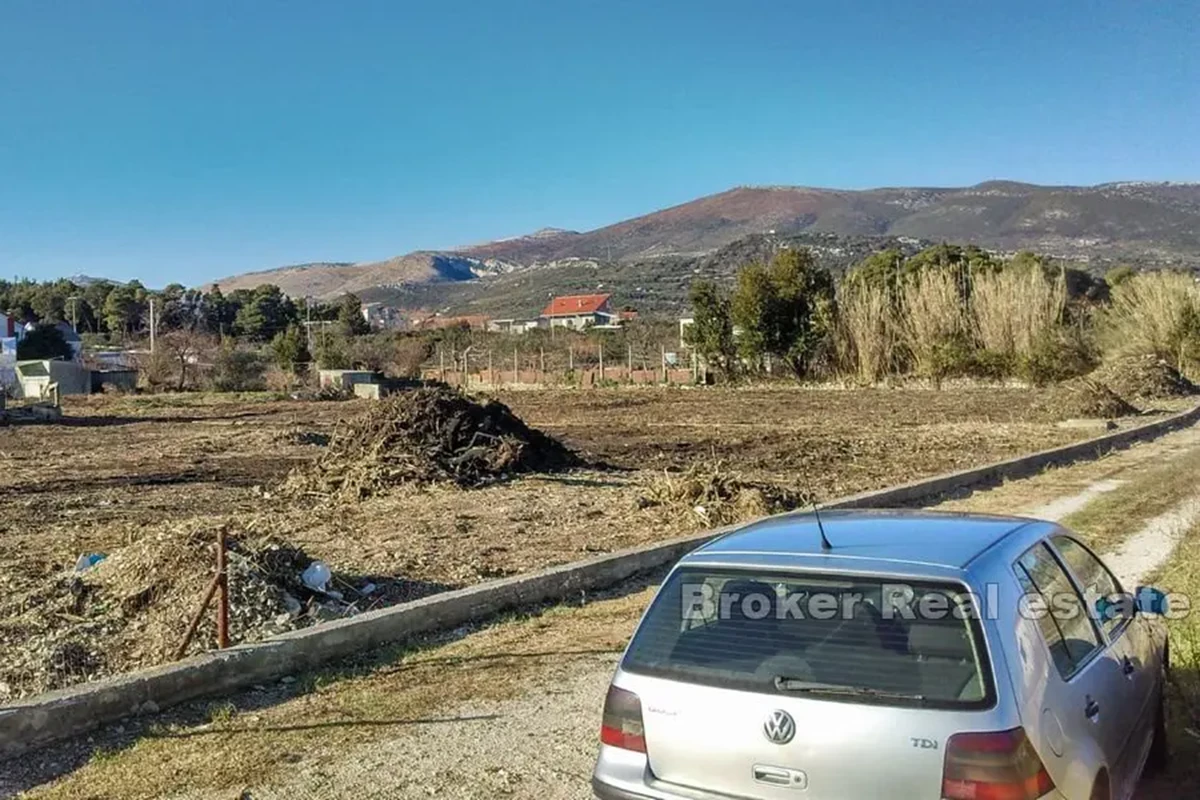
[1100,271,1200,376]
[897,270,970,378]
[972,267,1067,358]
[1138,516,1200,797]
[837,281,898,383]
[1060,446,1200,556]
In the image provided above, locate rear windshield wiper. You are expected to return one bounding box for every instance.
[773,676,928,704]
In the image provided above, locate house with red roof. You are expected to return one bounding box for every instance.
[539,293,615,330]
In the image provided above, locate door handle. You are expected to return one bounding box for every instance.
[1085,697,1101,721]
[1123,657,1136,677]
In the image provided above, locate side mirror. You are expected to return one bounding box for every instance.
[1135,586,1170,616]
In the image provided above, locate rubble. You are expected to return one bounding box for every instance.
[286,384,580,499]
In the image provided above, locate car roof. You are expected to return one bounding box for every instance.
[690,509,1038,572]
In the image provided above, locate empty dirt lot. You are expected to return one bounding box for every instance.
[6,418,1200,799]
[0,386,1181,703]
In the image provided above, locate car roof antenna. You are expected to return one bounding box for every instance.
[804,480,833,552]
[813,504,833,552]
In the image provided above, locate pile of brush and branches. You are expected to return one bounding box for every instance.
[639,461,809,528]
[1093,354,1198,403]
[287,384,580,499]
[1035,377,1141,419]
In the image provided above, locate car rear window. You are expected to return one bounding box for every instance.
[622,567,995,709]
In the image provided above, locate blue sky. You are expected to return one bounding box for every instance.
[3,0,1198,286]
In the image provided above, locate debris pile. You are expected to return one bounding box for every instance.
[639,461,808,528]
[1036,378,1141,419]
[1093,354,1198,402]
[288,385,580,498]
[0,527,430,701]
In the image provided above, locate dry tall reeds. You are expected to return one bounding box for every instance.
[897,270,970,379]
[837,281,897,383]
[972,266,1067,359]
[1100,271,1200,375]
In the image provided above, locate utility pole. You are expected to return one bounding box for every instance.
[67,295,80,331]
[149,299,157,354]
[305,296,314,354]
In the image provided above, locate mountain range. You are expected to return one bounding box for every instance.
[212,181,1200,310]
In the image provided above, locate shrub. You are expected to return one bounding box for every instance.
[16,324,73,361]
[1018,327,1099,386]
[1100,271,1200,377]
[968,349,1016,381]
[264,365,300,394]
[209,339,265,391]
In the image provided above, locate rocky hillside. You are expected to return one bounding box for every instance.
[212,180,1200,300]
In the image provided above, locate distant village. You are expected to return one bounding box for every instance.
[1,291,677,403]
[363,292,639,334]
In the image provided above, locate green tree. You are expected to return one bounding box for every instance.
[843,248,906,294]
[202,285,237,335]
[272,325,312,373]
[314,333,352,369]
[337,293,370,336]
[16,324,73,360]
[685,280,737,381]
[730,263,773,368]
[103,285,139,336]
[730,248,835,379]
[82,281,116,333]
[234,285,295,341]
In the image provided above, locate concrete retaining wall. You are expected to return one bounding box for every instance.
[3,403,1198,757]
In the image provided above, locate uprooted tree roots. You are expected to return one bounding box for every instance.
[286,385,581,499]
[639,461,810,528]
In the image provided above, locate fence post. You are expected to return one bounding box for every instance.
[599,343,605,382]
[569,345,574,372]
[216,529,229,649]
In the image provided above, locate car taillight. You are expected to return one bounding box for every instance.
[942,727,1054,800]
[599,685,646,753]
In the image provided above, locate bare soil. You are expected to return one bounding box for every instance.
[0,386,1170,701]
[11,422,1200,800]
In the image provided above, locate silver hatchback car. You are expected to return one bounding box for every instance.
[593,510,1170,800]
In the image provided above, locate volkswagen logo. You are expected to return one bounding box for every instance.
[763,709,796,744]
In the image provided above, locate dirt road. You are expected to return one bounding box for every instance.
[11,424,1200,800]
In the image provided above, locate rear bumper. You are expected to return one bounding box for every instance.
[594,774,1066,800]
[593,776,653,800]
